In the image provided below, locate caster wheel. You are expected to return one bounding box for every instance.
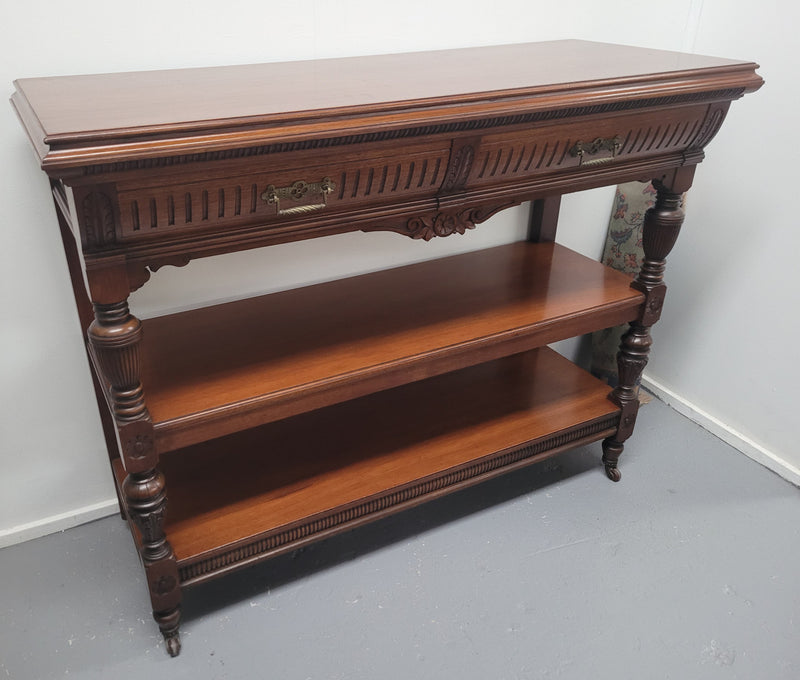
[164,631,181,657]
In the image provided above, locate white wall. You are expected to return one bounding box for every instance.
[641,0,800,482]
[1,0,791,546]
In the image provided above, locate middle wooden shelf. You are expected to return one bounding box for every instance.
[139,241,643,453]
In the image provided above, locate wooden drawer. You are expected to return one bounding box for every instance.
[72,102,719,259]
[114,140,451,241]
[467,104,710,187]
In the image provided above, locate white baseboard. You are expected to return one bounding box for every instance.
[642,374,800,488]
[0,498,119,550]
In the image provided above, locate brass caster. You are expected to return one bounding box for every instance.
[604,465,622,482]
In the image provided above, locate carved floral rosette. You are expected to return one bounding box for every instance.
[403,203,515,241]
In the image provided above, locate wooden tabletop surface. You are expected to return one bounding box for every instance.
[13,41,760,142]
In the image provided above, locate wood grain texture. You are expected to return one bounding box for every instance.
[139,242,643,452]
[11,41,762,170]
[13,41,762,655]
[138,347,620,579]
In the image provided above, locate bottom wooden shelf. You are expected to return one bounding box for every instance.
[115,347,620,585]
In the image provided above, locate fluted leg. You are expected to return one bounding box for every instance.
[123,468,182,656]
[602,182,686,481]
[88,300,182,655]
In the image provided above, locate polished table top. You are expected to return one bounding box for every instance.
[12,40,761,171]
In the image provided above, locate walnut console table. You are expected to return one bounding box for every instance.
[11,41,761,656]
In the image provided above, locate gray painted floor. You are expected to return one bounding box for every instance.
[1,397,798,679]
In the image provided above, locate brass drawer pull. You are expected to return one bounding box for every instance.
[261,177,336,216]
[569,136,622,167]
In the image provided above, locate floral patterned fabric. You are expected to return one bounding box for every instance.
[590,181,656,386]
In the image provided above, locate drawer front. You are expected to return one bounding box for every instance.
[115,141,450,241]
[467,104,710,187]
[99,104,710,248]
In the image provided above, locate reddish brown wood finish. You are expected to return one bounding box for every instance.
[12,41,761,170]
[528,195,561,242]
[116,348,620,583]
[140,242,643,452]
[11,41,761,656]
[602,169,693,481]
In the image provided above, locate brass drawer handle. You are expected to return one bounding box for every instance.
[261,177,336,216]
[569,136,622,167]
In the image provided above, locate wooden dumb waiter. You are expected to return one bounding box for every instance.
[11,40,761,655]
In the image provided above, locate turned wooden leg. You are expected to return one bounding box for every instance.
[51,197,128,517]
[88,299,182,655]
[602,323,651,481]
[123,468,182,656]
[602,180,686,481]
